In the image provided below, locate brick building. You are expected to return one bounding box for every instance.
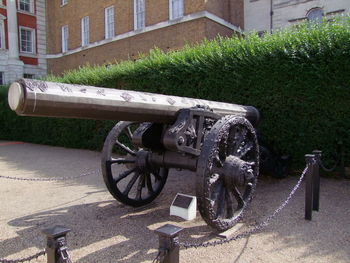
[0,0,46,84]
[1,1,350,83]
[46,0,244,75]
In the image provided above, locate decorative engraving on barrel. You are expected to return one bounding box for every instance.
[138,93,148,101]
[57,83,73,93]
[97,89,106,96]
[167,97,176,105]
[20,79,48,92]
[121,92,133,102]
[80,88,87,93]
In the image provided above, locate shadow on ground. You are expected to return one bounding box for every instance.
[0,142,349,262]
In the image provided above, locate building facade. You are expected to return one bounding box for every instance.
[245,0,350,33]
[46,0,244,75]
[0,0,46,84]
[1,1,350,82]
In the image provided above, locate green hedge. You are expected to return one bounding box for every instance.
[1,17,349,168]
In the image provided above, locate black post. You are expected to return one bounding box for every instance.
[340,145,346,178]
[155,224,183,263]
[305,154,315,220]
[42,225,71,263]
[312,150,321,211]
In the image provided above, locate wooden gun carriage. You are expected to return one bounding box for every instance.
[8,79,260,231]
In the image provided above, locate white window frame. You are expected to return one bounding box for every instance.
[81,16,89,47]
[61,25,69,53]
[105,6,115,39]
[19,26,35,54]
[134,0,145,30]
[0,19,5,49]
[169,0,183,20]
[18,0,34,14]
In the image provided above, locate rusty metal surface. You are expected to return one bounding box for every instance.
[8,79,259,125]
[196,115,259,231]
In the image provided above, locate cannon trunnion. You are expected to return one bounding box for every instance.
[8,79,260,231]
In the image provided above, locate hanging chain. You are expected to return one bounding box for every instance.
[178,164,310,249]
[0,169,99,182]
[0,250,45,263]
[152,248,168,263]
[318,157,340,172]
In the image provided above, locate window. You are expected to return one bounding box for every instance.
[307,8,323,24]
[20,27,35,53]
[61,0,68,6]
[24,73,35,79]
[134,0,145,30]
[169,0,183,20]
[0,72,4,85]
[81,16,89,47]
[105,6,115,39]
[0,20,5,49]
[61,25,69,53]
[18,0,34,13]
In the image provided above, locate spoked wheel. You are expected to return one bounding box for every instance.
[196,116,259,231]
[101,121,168,207]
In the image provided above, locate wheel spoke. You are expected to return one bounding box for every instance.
[210,177,222,201]
[237,141,253,159]
[233,128,247,155]
[146,174,154,193]
[217,186,226,218]
[225,190,234,218]
[115,141,136,155]
[136,174,144,200]
[126,126,133,140]
[109,158,135,164]
[231,186,245,208]
[115,168,136,183]
[123,172,140,196]
[152,170,162,181]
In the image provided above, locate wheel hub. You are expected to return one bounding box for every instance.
[221,155,254,187]
[135,150,151,172]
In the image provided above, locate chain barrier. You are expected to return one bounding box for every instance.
[0,250,45,263]
[319,156,340,173]
[178,164,310,249]
[152,249,168,263]
[0,169,99,182]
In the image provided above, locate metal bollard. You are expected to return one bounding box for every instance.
[305,154,315,220]
[155,224,183,263]
[312,150,321,211]
[42,225,71,263]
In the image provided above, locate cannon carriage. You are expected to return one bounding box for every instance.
[8,79,260,231]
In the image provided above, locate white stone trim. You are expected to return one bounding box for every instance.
[36,0,47,73]
[47,11,242,59]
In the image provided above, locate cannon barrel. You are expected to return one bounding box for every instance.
[8,79,260,125]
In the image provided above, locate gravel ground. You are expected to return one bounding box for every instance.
[0,141,349,263]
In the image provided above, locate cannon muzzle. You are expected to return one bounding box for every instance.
[8,79,259,125]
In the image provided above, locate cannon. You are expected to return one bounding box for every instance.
[8,79,260,231]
